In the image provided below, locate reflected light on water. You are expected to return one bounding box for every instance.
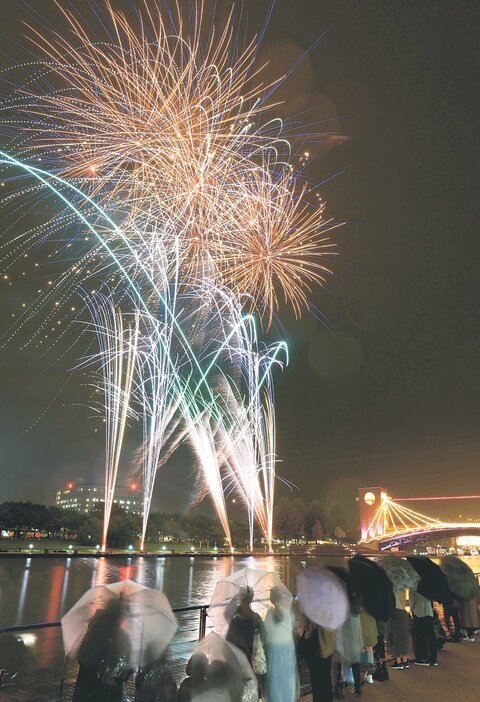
[15,561,31,625]
[17,632,36,647]
[94,556,109,586]
[155,558,165,591]
[136,556,148,586]
[60,559,71,613]
[43,566,66,664]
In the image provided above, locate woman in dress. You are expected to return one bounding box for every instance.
[389,588,412,670]
[264,587,298,702]
[460,593,480,641]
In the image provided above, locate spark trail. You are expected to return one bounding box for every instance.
[0,1,341,549]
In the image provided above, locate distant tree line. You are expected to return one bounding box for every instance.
[0,501,254,549]
[0,498,356,548]
[274,497,355,542]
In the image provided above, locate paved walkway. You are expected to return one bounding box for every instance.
[1,639,478,701]
[302,638,480,702]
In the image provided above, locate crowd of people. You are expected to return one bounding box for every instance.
[70,554,480,702]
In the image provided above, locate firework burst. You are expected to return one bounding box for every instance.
[0,0,342,550]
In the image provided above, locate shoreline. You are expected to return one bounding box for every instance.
[0,548,359,559]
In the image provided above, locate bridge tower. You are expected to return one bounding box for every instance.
[358,487,389,541]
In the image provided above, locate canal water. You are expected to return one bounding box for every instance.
[0,554,321,670]
[1,553,479,671]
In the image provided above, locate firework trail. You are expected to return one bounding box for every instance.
[82,294,139,549]
[0,1,341,548]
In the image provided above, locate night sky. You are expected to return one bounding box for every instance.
[0,1,479,525]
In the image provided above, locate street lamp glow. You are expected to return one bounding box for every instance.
[128,544,134,551]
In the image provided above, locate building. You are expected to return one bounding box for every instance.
[358,486,388,541]
[55,482,142,515]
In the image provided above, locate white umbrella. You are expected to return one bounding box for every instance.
[62,579,178,669]
[208,567,292,636]
[296,567,349,631]
[194,632,258,702]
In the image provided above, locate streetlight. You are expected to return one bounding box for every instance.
[128,545,134,552]
[95,544,100,550]
[29,544,33,550]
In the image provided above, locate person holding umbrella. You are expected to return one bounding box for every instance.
[460,594,480,641]
[296,612,336,702]
[263,586,298,702]
[296,567,349,702]
[410,590,437,666]
[225,586,264,669]
[72,598,132,702]
[406,555,450,665]
[441,556,480,641]
[376,556,419,671]
[192,631,259,702]
[63,580,179,702]
[348,556,394,682]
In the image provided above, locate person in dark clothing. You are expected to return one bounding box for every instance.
[297,615,335,702]
[177,653,208,702]
[73,599,132,702]
[372,620,389,681]
[443,596,462,642]
[135,657,177,702]
[413,616,437,665]
[432,610,447,650]
[225,587,263,667]
[410,591,437,666]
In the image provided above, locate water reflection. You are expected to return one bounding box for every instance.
[1,553,340,669]
[187,558,194,601]
[136,556,148,585]
[60,558,71,613]
[15,559,31,625]
[94,556,108,586]
[155,558,165,590]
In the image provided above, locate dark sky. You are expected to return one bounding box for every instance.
[0,1,479,524]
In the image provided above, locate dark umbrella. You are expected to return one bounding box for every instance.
[348,555,395,622]
[441,556,479,599]
[407,556,451,603]
[327,566,361,614]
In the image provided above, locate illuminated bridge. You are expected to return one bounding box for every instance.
[358,487,480,550]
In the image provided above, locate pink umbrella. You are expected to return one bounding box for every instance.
[297,567,349,631]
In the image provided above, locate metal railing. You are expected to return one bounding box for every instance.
[0,603,209,640]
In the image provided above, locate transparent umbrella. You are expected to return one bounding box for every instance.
[296,567,349,631]
[62,579,178,670]
[193,631,258,702]
[208,567,292,636]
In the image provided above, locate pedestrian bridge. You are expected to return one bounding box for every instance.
[358,487,480,550]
